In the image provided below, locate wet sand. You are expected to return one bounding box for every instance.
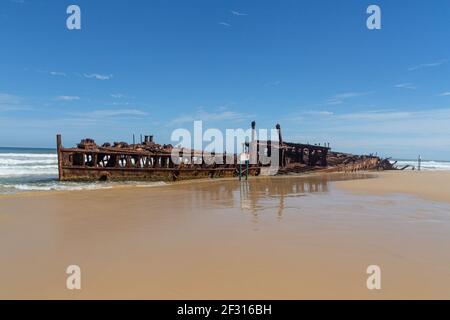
[336,171,450,203]
[1,172,450,299]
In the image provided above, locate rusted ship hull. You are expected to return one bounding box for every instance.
[56,134,262,182]
[56,122,380,182]
[59,166,260,182]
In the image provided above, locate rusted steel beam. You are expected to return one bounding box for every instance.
[56,134,62,181]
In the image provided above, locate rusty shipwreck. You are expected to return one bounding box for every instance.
[56,122,381,182]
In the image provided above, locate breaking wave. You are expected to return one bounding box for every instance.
[0,151,58,178]
[0,148,167,194]
[394,160,450,171]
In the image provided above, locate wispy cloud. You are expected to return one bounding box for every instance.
[231,10,248,16]
[286,110,333,121]
[110,93,125,98]
[31,69,67,77]
[326,91,373,105]
[438,92,450,97]
[306,110,334,116]
[283,108,450,158]
[218,22,231,27]
[287,108,450,134]
[0,92,29,111]
[55,95,80,101]
[335,110,412,121]
[170,108,248,126]
[408,59,448,71]
[395,83,416,90]
[332,92,372,99]
[326,100,343,105]
[49,71,67,77]
[84,73,113,80]
[86,109,148,118]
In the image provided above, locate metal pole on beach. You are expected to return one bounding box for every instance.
[56,134,62,181]
[245,160,249,180]
[239,162,242,181]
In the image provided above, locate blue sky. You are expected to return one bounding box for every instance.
[1,0,449,159]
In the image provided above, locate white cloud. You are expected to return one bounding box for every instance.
[395,83,416,90]
[55,95,80,101]
[283,107,450,158]
[326,99,343,105]
[307,111,334,116]
[438,92,450,97]
[326,91,372,105]
[84,73,113,80]
[218,22,231,27]
[288,108,450,137]
[0,92,29,111]
[231,10,248,16]
[408,59,448,71]
[170,108,248,125]
[0,93,19,104]
[335,110,412,121]
[110,93,125,98]
[332,92,372,99]
[286,110,334,122]
[87,109,148,117]
[49,71,67,77]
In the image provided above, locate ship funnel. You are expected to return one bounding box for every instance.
[276,123,283,145]
[144,135,154,143]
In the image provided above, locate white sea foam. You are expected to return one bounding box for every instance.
[0,168,58,178]
[133,181,168,188]
[3,181,167,193]
[0,150,168,193]
[0,153,57,158]
[12,183,114,191]
[0,159,57,165]
[395,160,450,171]
[0,151,57,177]
[0,166,57,177]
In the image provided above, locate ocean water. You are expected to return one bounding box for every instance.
[0,147,166,194]
[0,147,449,194]
[394,159,450,171]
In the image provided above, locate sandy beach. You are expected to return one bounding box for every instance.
[336,171,450,204]
[1,171,450,299]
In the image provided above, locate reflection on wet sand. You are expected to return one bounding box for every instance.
[177,173,372,221]
[237,173,372,219]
